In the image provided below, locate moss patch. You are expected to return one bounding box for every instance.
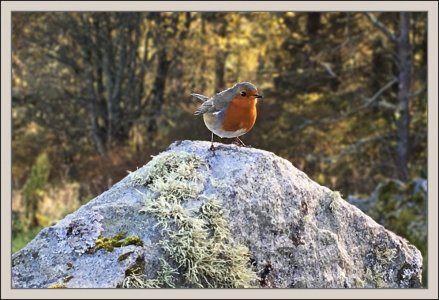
[87,231,143,254]
[128,151,257,288]
[47,283,67,288]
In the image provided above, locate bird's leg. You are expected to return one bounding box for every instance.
[209,132,216,153]
[234,137,246,147]
[234,137,252,148]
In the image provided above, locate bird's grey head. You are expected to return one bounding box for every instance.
[232,82,262,99]
[234,82,258,91]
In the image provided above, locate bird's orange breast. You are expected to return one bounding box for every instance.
[222,97,257,133]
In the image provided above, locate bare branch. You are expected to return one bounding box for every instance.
[325,77,398,122]
[331,132,394,160]
[319,61,339,79]
[293,77,398,132]
[359,77,398,108]
[363,13,397,43]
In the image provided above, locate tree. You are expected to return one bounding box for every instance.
[145,13,193,138]
[365,12,413,182]
[12,11,427,197]
[13,12,148,155]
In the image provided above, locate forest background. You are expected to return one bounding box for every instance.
[11,11,428,285]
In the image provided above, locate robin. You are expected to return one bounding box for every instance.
[192,82,263,151]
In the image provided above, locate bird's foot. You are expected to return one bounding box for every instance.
[208,143,216,155]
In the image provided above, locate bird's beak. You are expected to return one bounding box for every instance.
[255,94,263,98]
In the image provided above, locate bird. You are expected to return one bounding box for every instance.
[192,82,263,152]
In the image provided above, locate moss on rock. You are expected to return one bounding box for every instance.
[47,283,67,288]
[87,231,144,254]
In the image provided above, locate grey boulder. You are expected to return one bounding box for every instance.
[12,140,422,288]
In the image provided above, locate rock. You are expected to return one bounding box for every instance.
[347,177,428,286]
[12,140,423,288]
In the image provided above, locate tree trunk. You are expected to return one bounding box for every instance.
[88,100,107,156]
[146,48,170,135]
[87,44,108,156]
[396,12,411,182]
[214,15,228,92]
[215,51,227,92]
[307,12,321,35]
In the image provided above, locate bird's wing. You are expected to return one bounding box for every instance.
[191,93,209,102]
[193,85,236,115]
[194,99,216,115]
[192,93,216,115]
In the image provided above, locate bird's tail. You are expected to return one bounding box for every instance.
[191,93,209,102]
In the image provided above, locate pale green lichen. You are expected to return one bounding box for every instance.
[122,268,161,288]
[376,248,397,263]
[198,197,230,240]
[122,259,178,288]
[129,152,206,199]
[328,190,342,213]
[158,197,256,288]
[127,151,257,288]
[365,268,388,288]
[210,177,227,189]
[353,276,365,288]
[364,246,398,288]
[303,214,312,224]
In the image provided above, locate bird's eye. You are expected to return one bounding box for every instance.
[240,91,247,96]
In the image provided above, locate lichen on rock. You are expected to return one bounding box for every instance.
[121,258,178,288]
[348,177,427,286]
[128,151,257,288]
[63,211,104,255]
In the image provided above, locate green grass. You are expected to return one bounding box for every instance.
[12,226,43,253]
